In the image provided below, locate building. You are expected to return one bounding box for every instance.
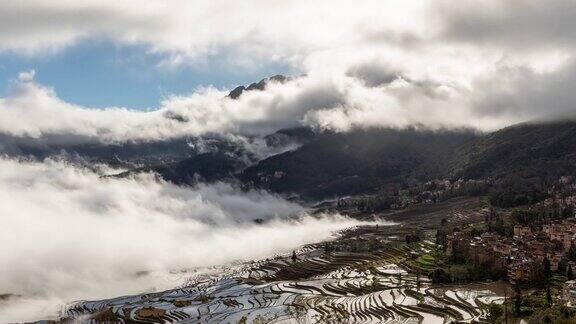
[513,225,532,238]
[444,231,470,262]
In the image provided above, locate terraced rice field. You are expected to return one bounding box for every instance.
[60,239,504,323]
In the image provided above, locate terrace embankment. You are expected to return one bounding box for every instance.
[379,197,486,225]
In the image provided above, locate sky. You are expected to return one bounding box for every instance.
[0,41,291,109]
[0,0,575,143]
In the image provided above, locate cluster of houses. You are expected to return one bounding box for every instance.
[418,178,489,204]
[442,219,576,285]
[336,178,490,211]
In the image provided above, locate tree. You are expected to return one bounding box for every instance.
[543,257,552,307]
[291,250,297,263]
[324,242,333,254]
[514,285,522,316]
[487,303,503,323]
[568,265,574,280]
[441,217,448,227]
[568,243,576,262]
[544,257,552,279]
[431,268,451,283]
[369,238,381,251]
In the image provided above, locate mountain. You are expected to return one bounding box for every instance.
[105,121,576,200]
[109,127,312,183]
[228,75,290,99]
[449,121,576,180]
[0,134,198,168]
[119,151,246,183]
[239,121,576,199]
[239,128,478,199]
[5,103,576,201]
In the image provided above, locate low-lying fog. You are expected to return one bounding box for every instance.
[0,158,366,323]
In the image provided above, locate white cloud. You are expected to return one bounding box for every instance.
[1,0,574,67]
[0,157,367,322]
[0,0,574,140]
[437,0,576,52]
[16,69,36,82]
[0,72,330,143]
[0,0,431,63]
[3,57,576,146]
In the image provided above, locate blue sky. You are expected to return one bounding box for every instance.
[0,41,292,109]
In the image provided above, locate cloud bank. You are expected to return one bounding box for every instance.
[0,157,365,322]
[0,0,575,143]
[1,58,575,147]
[6,0,570,65]
[0,0,430,63]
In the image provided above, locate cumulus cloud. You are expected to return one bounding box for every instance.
[471,60,576,122]
[0,0,574,141]
[0,0,430,63]
[437,0,576,52]
[3,57,576,146]
[1,0,573,66]
[0,157,368,322]
[0,71,328,141]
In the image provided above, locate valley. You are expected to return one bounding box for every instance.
[54,197,507,323]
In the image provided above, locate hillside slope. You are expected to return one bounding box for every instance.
[240,121,576,199]
[239,128,478,199]
[449,121,576,180]
[107,121,576,200]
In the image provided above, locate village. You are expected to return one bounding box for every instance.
[326,174,576,320]
[435,176,576,315]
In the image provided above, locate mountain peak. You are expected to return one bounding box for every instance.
[227,75,289,99]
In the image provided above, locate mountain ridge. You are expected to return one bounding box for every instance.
[237,121,576,199]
